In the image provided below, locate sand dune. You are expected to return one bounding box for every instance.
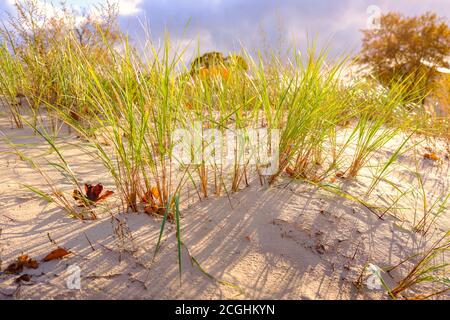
[0,115,449,300]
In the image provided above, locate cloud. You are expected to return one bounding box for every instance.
[122,0,367,57]
[118,0,143,16]
[127,0,449,58]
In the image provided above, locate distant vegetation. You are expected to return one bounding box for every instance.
[360,12,450,105]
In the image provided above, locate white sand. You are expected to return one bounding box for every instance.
[0,114,449,300]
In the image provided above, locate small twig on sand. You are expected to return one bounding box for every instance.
[351,240,361,260]
[47,232,58,246]
[84,273,122,280]
[2,214,15,222]
[84,232,95,251]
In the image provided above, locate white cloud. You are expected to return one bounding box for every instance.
[118,0,143,16]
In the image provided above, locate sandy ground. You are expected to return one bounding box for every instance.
[0,113,449,300]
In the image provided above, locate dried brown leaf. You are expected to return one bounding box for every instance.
[15,274,31,283]
[43,247,71,262]
[5,254,39,274]
[73,183,114,206]
[424,153,440,161]
[335,171,345,178]
[142,186,160,205]
[285,167,295,177]
[5,261,23,274]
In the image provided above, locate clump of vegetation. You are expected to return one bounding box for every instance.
[360,11,450,139]
[389,231,450,299]
[0,0,122,131]
[360,12,450,103]
[0,1,440,213]
[190,51,249,78]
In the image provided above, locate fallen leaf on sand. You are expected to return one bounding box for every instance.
[144,205,172,219]
[144,204,159,214]
[335,171,345,178]
[142,186,160,204]
[5,254,39,274]
[19,255,39,269]
[85,184,114,202]
[73,183,114,206]
[142,187,168,217]
[285,167,296,177]
[43,247,71,262]
[423,153,440,161]
[15,274,32,283]
[5,261,23,274]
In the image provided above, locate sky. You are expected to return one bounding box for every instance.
[0,0,449,58]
